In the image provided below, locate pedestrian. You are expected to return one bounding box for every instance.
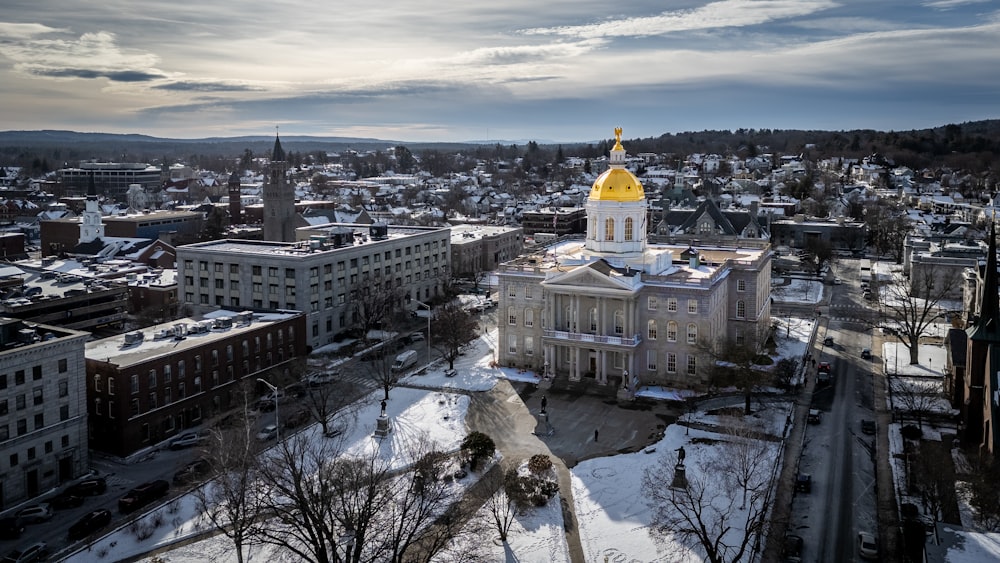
[541,395,548,413]
[594,428,599,442]
[811,358,817,368]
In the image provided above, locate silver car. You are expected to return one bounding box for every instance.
[14,504,52,525]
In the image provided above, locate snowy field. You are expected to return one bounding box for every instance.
[771,278,824,305]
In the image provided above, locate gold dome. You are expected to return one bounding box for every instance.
[590,168,644,201]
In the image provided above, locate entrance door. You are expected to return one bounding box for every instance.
[59,456,73,483]
[26,469,39,498]
[588,354,597,378]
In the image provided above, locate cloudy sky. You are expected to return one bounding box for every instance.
[0,0,997,142]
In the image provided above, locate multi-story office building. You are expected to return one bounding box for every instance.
[85,310,306,457]
[57,162,162,200]
[449,224,524,278]
[497,130,772,396]
[0,318,89,508]
[176,223,451,351]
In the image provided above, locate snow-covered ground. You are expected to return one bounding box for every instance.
[771,279,824,305]
[64,318,811,563]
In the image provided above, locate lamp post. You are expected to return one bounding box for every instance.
[257,378,279,441]
[415,300,432,362]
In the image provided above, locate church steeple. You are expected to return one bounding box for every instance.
[971,220,1000,342]
[272,133,285,162]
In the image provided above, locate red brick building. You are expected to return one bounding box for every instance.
[85,310,306,457]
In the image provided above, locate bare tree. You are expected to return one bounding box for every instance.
[351,284,406,345]
[803,237,834,276]
[642,451,769,563]
[301,376,364,437]
[195,382,265,563]
[479,466,518,543]
[889,376,946,430]
[865,200,910,262]
[880,266,962,365]
[431,303,480,370]
[716,420,773,510]
[254,432,359,563]
[701,324,775,415]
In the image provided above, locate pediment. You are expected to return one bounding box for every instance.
[543,263,636,293]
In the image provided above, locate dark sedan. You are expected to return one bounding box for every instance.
[67,509,112,541]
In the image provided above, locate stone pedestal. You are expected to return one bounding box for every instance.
[617,388,635,401]
[670,465,688,489]
[374,414,392,438]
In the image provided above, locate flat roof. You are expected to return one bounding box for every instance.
[85,310,301,367]
[182,225,448,258]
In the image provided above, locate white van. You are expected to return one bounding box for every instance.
[392,350,419,372]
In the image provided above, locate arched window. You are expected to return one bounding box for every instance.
[93,374,102,392]
[605,218,615,241]
[736,300,746,319]
[648,319,657,340]
[625,217,634,241]
[507,306,517,326]
[667,321,678,342]
[589,217,597,239]
[107,377,115,394]
[614,310,624,334]
[687,323,698,344]
[524,308,534,327]
[589,308,598,332]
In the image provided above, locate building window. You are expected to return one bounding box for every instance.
[148,392,157,409]
[148,369,156,388]
[648,296,657,311]
[507,335,517,354]
[688,299,698,314]
[667,298,677,312]
[524,309,534,328]
[130,374,138,394]
[15,370,25,385]
[648,320,657,340]
[736,328,745,346]
[163,366,171,384]
[525,336,534,356]
[508,307,517,326]
[194,377,202,393]
[667,321,678,342]
[108,400,115,418]
[59,380,68,397]
[687,355,697,375]
[16,395,25,410]
[178,360,185,378]
[179,382,186,399]
[737,279,746,292]
[61,435,69,447]
[32,387,43,406]
[17,418,27,436]
[33,366,42,380]
[94,398,102,416]
[589,308,597,332]
[130,398,140,417]
[687,323,698,344]
[604,218,614,241]
[212,350,219,367]
[0,400,6,416]
[508,285,516,298]
[58,358,68,372]
[736,300,746,319]
[164,387,172,405]
[614,310,624,335]
[647,350,657,371]
[667,353,677,373]
[625,217,634,241]
[60,405,69,421]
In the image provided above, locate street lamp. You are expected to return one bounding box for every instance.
[257,378,279,441]
[415,300,432,363]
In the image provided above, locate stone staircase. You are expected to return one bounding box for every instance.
[545,376,622,399]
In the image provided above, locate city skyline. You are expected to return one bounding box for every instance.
[0,0,998,143]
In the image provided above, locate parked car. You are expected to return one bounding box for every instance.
[48,491,85,510]
[118,480,170,514]
[406,332,425,343]
[807,409,822,424]
[0,518,24,540]
[173,459,211,485]
[2,541,48,563]
[14,504,52,524]
[858,531,878,559]
[861,348,872,360]
[66,476,107,497]
[305,372,336,387]
[67,509,112,540]
[818,362,831,373]
[283,409,311,430]
[795,473,812,493]
[782,534,803,563]
[862,419,876,435]
[256,424,279,441]
[284,383,307,398]
[168,432,206,450]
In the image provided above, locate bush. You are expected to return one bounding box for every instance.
[505,469,558,509]
[461,431,495,471]
[414,450,449,482]
[527,454,553,475]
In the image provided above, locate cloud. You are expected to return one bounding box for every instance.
[0,28,164,83]
[0,22,66,39]
[922,0,992,8]
[522,0,838,38]
[153,80,264,92]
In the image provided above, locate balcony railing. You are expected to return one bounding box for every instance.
[543,329,641,347]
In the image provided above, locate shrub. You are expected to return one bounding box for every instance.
[527,454,553,475]
[461,431,495,471]
[505,469,559,509]
[414,450,449,482]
